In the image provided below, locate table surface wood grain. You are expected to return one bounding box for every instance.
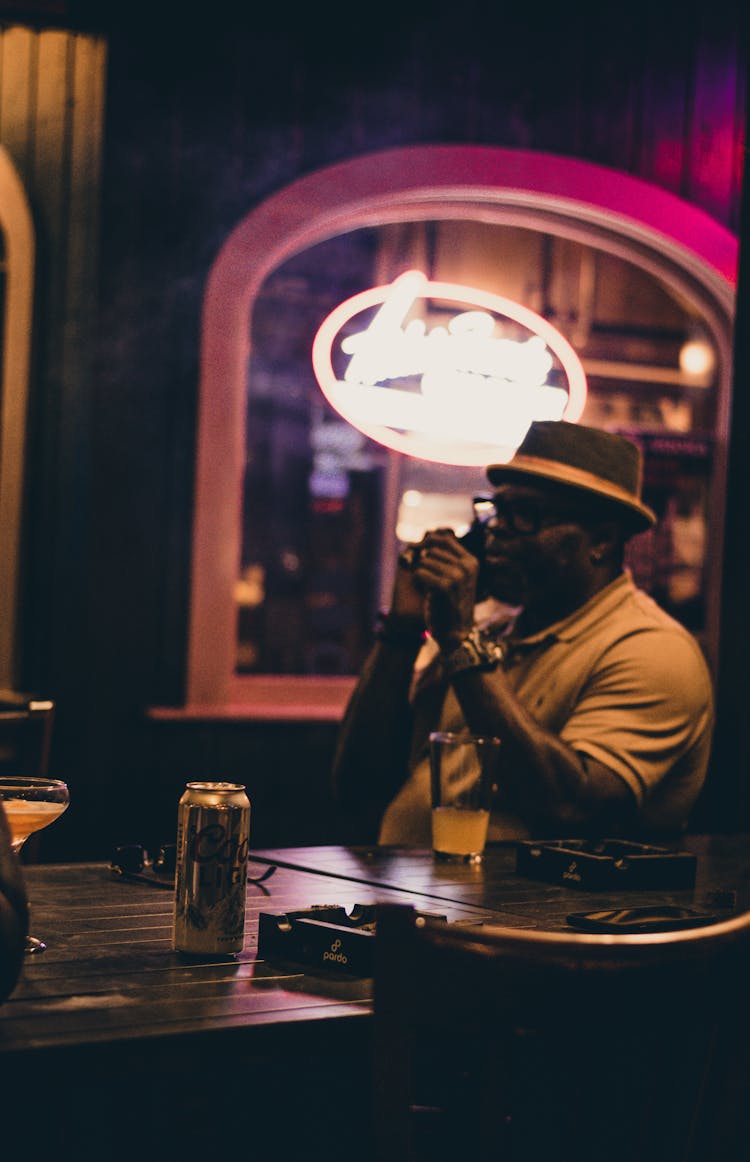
[4,835,749,1058]
[2,837,748,1159]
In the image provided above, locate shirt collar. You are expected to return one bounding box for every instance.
[510,571,633,647]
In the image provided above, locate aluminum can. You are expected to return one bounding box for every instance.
[172,781,251,955]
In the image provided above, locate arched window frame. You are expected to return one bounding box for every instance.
[188,145,738,718]
[0,144,35,690]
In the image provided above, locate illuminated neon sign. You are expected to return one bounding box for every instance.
[311,270,587,466]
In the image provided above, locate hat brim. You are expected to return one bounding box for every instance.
[486,454,657,533]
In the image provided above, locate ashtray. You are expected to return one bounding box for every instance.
[515,838,697,890]
[257,904,446,976]
[566,904,718,933]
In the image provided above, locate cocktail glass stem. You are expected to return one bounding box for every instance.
[10,839,47,953]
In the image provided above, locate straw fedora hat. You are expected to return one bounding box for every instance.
[486,421,656,533]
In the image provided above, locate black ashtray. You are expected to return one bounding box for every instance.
[258,904,446,976]
[515,838,697,890]
[566,904,718,933]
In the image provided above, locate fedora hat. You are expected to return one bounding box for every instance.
[486,421,656,533]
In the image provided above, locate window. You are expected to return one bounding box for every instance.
[190,147,737,715]
[0,145,35,690]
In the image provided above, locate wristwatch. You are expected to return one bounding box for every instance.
[441,627,507,678]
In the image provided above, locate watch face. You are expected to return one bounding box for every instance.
[487,639,506,664]
[473,629,501,663]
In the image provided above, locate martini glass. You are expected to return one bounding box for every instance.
[0,776,70,953]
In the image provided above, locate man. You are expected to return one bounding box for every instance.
[332,420,714,843]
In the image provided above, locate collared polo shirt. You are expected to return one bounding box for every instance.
[378,572,715,844]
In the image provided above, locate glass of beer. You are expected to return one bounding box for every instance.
[429,732,499,862]
[0,776,70,953]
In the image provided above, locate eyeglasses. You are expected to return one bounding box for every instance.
[472,493,586,536]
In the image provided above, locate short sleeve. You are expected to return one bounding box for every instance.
[560,626,714,808]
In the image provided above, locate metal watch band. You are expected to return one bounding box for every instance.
[441,627,507,678]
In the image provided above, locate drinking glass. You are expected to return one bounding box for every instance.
[429,732,500,862]
[0,776,70,953]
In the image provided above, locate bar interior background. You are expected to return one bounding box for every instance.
[0,0,747,859]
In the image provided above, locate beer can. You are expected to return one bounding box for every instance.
[172,781,251,955]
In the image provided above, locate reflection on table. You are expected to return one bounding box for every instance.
[2,836,748,1160]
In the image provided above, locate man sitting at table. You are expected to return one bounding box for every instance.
[0,803,28,1000]
[332,420,714,844]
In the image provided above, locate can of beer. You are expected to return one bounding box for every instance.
[172,781,251,955]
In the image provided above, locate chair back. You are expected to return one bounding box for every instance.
[0,693,56,862]
[0,693,55,779]
[372,902,750,1162]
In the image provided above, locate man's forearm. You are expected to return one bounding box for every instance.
[332,641,421,818]
[449,665,633,830]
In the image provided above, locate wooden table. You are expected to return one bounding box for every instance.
[252,833,750,923]
[3,836,749,1160]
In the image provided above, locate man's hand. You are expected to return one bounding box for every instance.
[411,528,480,650]
[391,546,428,622]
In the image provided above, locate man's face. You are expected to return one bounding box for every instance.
[480,483,601,610]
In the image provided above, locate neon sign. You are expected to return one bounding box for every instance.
[311,270,587,466]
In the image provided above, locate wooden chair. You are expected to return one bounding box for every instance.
[0,693,55,860]
[0,692,54,779]
[372,903,750,1162]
